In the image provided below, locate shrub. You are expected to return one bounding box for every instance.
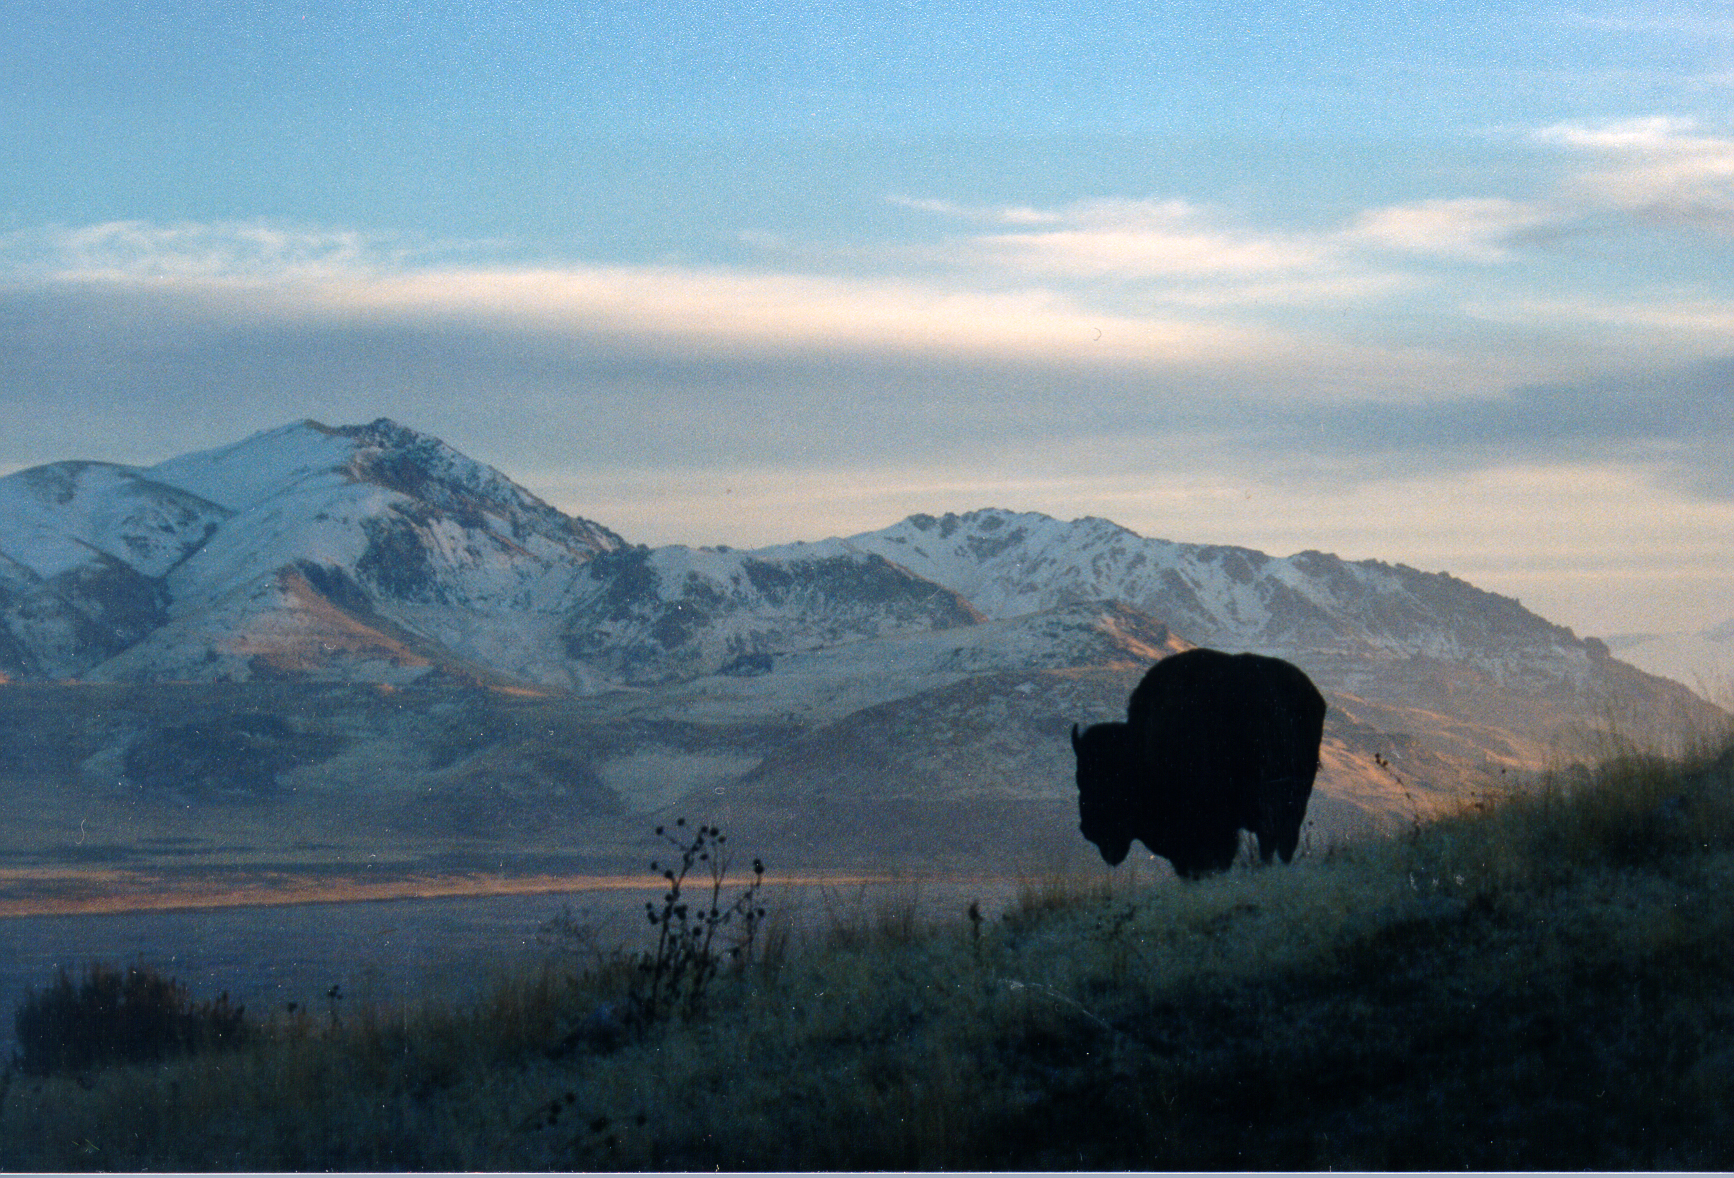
[631,819,766,1025]
[12,961,247,1076]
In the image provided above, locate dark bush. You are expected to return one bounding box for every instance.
[12,961,247,1075]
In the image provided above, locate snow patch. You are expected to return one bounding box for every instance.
[598,751,762,813]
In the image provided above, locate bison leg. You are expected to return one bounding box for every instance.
[1255,825,1278,863]
[1276,820,1302,863]
[1275,796,1310,862]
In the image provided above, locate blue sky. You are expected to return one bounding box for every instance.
[3,1,1733,636]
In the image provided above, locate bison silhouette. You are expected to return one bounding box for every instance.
[1071,649,1326,878]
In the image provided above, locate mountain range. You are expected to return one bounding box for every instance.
[0,419,1722,877]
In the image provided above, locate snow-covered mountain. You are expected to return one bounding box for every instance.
[560,543,986,685]
[0,419,631,685]
[0,421,1655,702]
[0,421,1016,689]
[807,509,1597,698]
[1,418,1723,875]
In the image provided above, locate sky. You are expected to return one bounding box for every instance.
[2,1,1733,639]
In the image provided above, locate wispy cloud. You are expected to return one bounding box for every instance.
[885,196,1063,225]
[1480,296,1734,340]
[887,190,1587,291]
[1554,9,1734,38]
[1343,198,1562,262]
[1536,117,1734,232]
[896,196,1333,280]
[977,223,1325,279]
[0,219,1487,397]
[0,220,506,283]
[0,221,378,282]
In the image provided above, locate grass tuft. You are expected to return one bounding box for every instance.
[11,961,248,1076]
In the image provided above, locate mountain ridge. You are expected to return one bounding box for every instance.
[0,421,1633,701]
[0,419,1723,874]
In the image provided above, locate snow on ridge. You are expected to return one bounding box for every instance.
[130,416,626,629]
[825,506,1591,678]
[0,460,230,579]
[146,420,364,512]
[327,419,627,555]
[560,539,988,684]
[159,480,404,610]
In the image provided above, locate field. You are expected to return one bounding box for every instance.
[3,735,1734,1170]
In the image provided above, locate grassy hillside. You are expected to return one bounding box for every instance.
[4,735,1733,1170]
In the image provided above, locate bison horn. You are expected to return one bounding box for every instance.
[1070,723,1082,752]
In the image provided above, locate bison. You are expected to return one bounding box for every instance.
[1071,649,1326,878]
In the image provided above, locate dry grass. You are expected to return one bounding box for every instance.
[5,734,1734,1169]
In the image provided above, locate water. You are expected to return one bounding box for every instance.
[0,876,1021,1056]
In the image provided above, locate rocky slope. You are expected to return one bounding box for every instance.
[560,543,985,685]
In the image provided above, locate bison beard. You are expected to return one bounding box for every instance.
[1071,649,1326,879]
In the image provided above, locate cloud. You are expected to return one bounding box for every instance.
[977,225,1324,279]
[1343,198,1562,262]
[2,212,1730,513]
[892,192,1584,290]
[0,221,387,282]
[1,220,1483,399]
[881,120,1734,296]
[0,220,532,302]
[885,196,1062,225]
[1554,10,1734,38]
[1482,296,1734,341]
[1536,116,1703,151]
[900,196,1334,280]
[1536,117,1734,232]
[1249,354,1734,503]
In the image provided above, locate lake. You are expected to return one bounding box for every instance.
[0,874,1026,1055]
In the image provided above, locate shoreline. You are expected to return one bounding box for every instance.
[0,868,972,919]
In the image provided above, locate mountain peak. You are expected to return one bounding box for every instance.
[0,419,632,685]
[143,418,624,553]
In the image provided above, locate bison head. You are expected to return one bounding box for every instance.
[1071,721,1138,866]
